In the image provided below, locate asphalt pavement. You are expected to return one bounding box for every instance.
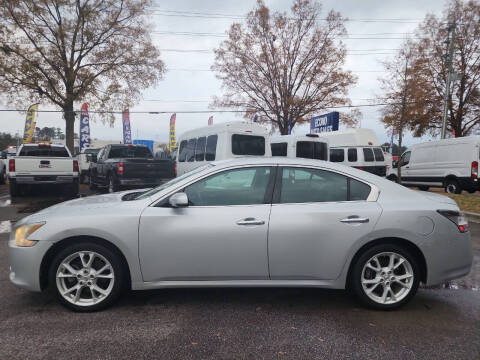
[0,184,479,360]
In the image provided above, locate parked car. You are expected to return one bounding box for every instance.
[176,121,271,176]
[88,144,175,193]
[7,143,79,197]
[0,151,6,184]
[387,136,480,193]
[8,157,472,311]
[77,148,100,184]
[270,134,329,160]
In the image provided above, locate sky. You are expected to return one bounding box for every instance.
[0,0,448,147]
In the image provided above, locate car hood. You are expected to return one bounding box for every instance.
[415,191,458,206]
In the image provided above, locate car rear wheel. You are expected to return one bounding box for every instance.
[351,244,420,310]
[89,174,97,190]
[0,168,5,184]
[445,179,461,194]
[9,179,19,197]
[418,186,429,191]
[49,242,124,312]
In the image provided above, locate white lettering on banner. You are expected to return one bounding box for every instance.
[81,134,90,142]
[81,125,90,133]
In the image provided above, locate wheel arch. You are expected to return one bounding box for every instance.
[39,235,132,291]
[346,237,427,288]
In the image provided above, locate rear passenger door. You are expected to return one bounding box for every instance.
[268,166,382,281]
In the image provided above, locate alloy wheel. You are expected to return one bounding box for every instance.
[56,251,115,307]
[361,252,414,305]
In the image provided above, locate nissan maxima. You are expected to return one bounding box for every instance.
[8,158,472,311]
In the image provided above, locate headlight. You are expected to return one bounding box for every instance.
[14,222,45,247]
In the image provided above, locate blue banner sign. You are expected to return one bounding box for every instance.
[133,139,154,153]
[310,112,339,133]
[79,103,91,152]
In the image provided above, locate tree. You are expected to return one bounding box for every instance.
[0,132,15,150]
[377,39,431,182]
[381,142,407,156]
[211,0,357,134]
[0,0,165,153]
[411,0,480,137]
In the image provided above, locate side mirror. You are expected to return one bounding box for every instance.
[169,192,189,208]
[392,161,398,168]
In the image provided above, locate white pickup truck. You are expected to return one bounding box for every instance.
[7,144,79,197]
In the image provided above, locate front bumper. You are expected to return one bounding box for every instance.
[9,240,54,292]
[13,175,78,184]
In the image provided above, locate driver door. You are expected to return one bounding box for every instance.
[138,166,275,282]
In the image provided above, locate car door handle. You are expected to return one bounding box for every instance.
[340,216,369,224]
[236,217,265,226]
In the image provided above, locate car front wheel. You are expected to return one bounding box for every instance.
[351,244,420,310]
[49,242,125,312]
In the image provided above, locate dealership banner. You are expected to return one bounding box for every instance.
[310,111,339,133]
[122,109,132,144]
[169,113,176,152]
[79,103,91,152]
[22,104,38,143]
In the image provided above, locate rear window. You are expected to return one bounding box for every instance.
[363,148,374,162]
[178,140,188,162]
[205,135,218,161]
[186,139,196,162]
[232,134,265,155]
[373,148,385,161]
[329,148,345,162]
[296,141,328,160]
[348,148,357,162]
[195,137,206,161]
[108,146,153,158]
[84,148,99,155]
[272,143,287,156]
[19,146,70,157]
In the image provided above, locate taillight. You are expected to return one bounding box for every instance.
[117,162,124,175]
[9,159,15,172]
[73,160,79,172]
[174,162,177,177]
[358,167,364,171]
[437,210,469,233]
[472,161,478,179]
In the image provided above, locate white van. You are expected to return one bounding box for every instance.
[270,134,329,160]
[176,121,271,176]
[329,146,387,177]
[388,135,480,193]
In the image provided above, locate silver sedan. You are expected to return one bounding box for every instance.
[8,158,472,311]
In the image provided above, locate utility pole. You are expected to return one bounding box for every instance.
[441,23,456,139]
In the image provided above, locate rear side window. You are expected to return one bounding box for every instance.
[186,139,196,162]
[195,137,206,161]
[348,148,357,162]
[178,140,188,162]
[363,148,374,162]
[296,141,327,160]
[272,143,287,156]
[329,148,345,162]
[232,135,265,155]
[205,135,218,161]
[373,148,385,161]
[350,178,371,200]
[19,146,69,157]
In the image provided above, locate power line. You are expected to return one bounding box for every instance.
[158,48,398,55]
[167,68,384,73]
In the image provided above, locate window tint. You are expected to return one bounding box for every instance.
[184,167,272,206]
[295,141,327,160]
[231,135,265,155]
[348,148,357,162]
[205,135,217,161]
[19,146,69,157]
[363,148,374,162]
[373,148,385,161]
[186,139,196,162]
[350,178,371,200]
[401,151,411,166]
[271,142,288,156]
[195,137,206,161]
[329,148,345,162]
[84,148,100,155]
[109,146,152,158]
[178,140,188,162]
[314,142,328,160]
[280,168,348,203]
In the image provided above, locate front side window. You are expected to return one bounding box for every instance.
[400,151,411,166]
[231,134,265,156]
[186,139,196,162]
[271,143,288,156]
[363,148,374,162]
[205,135,218,161]
[348,148,358,162]
[195,137,206,161]
[373,148,385,161]
[329,149,345,162]
[178,140,188,162]
[184,167,272,206]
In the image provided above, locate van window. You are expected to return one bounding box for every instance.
[348,148,357,162]
[232,135,265,155]
[186,139,196,162]
[272,143,288,156]
[329,148,345,162]
[373,148,385,161]
[195,137,206,161]
[178,140,188,162]
[296,141,328,160]
[205,135,218,161]
[363,148,374,162]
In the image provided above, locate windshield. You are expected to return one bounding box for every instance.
[135,164,214,200]
[84,148,100,155]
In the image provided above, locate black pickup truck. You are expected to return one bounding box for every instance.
[89,144,175,193]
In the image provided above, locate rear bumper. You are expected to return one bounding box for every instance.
[458,177,480,191]
[11,175,78,184]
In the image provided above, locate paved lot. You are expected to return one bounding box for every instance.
[0,185,479,359]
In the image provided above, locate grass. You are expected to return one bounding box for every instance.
[429,188,480,214]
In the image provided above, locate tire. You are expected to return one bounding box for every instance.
[387,175,397,182]
[9,178,19,197]
[350,243,420,310]
[467,189,476,194]
[69,180,79,197]
[445,179,462,194]
[107,174,118,193]
[418,186,429,191]
[89,174,97,190]
[49,242,125,312]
